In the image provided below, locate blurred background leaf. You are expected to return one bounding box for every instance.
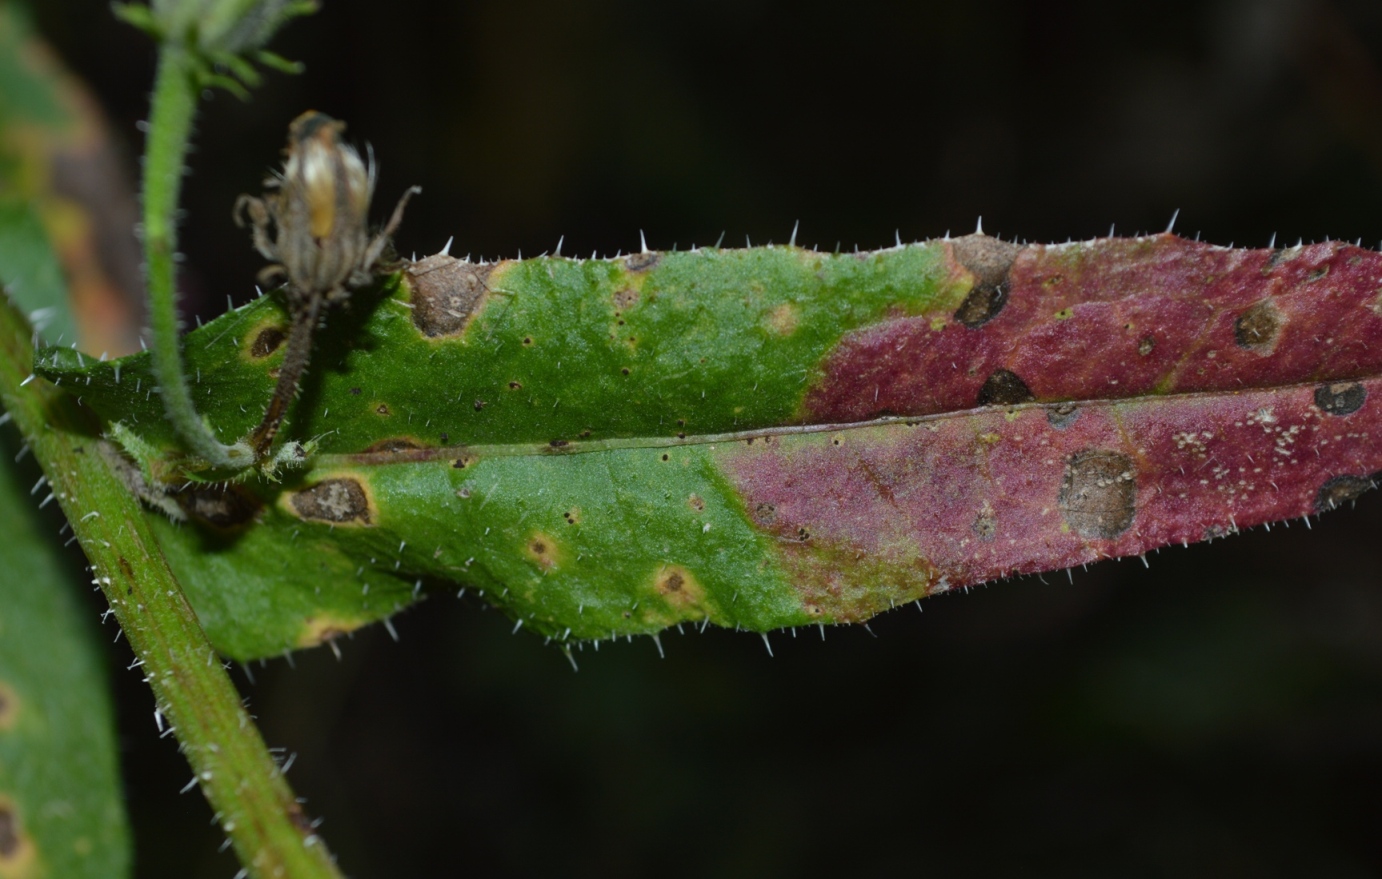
[24,0,1382,875]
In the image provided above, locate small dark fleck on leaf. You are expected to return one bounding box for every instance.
[550,439,569,448]
[621,367,631,376]
[473,399,486,411]
[974,509,997,540]
[508,381,522,390]
[452,459,467,469]
[977,368,1035,406]
[375,404,390,416]
[1314,382,1366,416]
[660,454,670,461]
[350,387,361,396]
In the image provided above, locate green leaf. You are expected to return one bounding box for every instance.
[0,197,69,343]
[37,235,1382,658]
[0,441,131,878]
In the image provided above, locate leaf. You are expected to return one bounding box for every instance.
[0,443,132,878]
[0,2,145,355]
[38,234,1382,658]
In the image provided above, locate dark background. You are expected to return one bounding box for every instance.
[30,0,1382,875]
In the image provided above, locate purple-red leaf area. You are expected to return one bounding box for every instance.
[802,235,1382,423]
[727,377,1381,614]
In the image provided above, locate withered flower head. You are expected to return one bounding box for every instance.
[235,111,419,455]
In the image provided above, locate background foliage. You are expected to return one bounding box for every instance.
[25,0,1382,875]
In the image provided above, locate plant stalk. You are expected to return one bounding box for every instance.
[143,43,252,469]
[0,293,340,878]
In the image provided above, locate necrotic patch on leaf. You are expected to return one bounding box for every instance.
[0,798,35,875]
[1234,299,1282,352]
[526,532,563,570]
[249,324,287,358]
[1314,382,1366,416]
[654,565,708,611]
[404,254,492,338]
[297,613,370,649]
[0,682,15,732]
[1059,449,1138,538]
[173,483,261,529]
[976,368,1035,406]
[951,233,1021,328]
[1316,474,1379,512]
[288,478,372,524]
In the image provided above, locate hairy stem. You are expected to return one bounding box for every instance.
[0,294,341,878]
[250,292,320,455]
[143,44,252,469]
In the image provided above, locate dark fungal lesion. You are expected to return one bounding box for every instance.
[1046,402,1080,429]
[950,233,1023,328]
[1233,300,1282,352]
[624,251,660,272]
[172,483,261,528]
[976,368,1035,407]
[404,253,493,338]
[289,478,372,524]
[1316,474,1380,513]
[1313,382,1366,416]
[250,325,288,357]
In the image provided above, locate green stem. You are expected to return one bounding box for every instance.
[0,294,341,878]
[143,44,252,469]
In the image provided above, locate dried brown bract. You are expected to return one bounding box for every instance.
[235,110,420,456]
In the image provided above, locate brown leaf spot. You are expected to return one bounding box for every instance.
[562,508,581,525]
[973,503,997,541]
[613,287,640,311]
[1046,402,1080,429]
[625,252,660,272]
[752,501,777,526]
[1059,449,1138,538]
[688,494,705,512]
[764,303,799,336]
[173,484,261,529]
[654,565,706,610]
[1314,382,1366,417]
[0,683,16,732]
[508,380,522,390]
[526,532,562,570]
[1234,300,1282,352]
[1138,335,1156,356]
[951,233,1021,328]
[250,325,287,358]
[364,437,425,453]
[375,404,390,416]
[976,368,1034,406]
[297,614,367,648]
[1316,474,1378,513]
[0,798,35,869]
[405,254,491,338]
[289,479,372,524]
